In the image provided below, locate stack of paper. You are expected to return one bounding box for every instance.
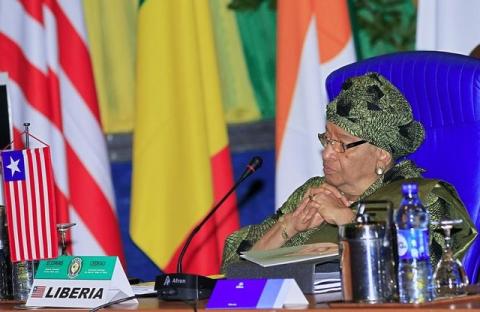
[314,271,343,302]
[240,242,339,267]
[314,272,341,294]
[235,242,342,300]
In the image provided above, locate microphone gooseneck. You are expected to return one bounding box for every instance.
[155,156,263,301]
[177,156,263,273]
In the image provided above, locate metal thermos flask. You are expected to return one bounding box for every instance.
[339,210,397,303]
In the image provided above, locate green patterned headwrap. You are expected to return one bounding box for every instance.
[326,72,425,159]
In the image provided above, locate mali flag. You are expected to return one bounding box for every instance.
[131,0,239,275]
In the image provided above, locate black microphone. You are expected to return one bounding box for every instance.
[239,156,262,180]
[155,156,263,301]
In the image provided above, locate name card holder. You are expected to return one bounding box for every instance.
[26,255,136,309]
[206,278,308,309]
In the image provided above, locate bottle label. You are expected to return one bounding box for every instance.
[396,228,429,260]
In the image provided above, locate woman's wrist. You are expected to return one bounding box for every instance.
[279,213,298,240]
[278,215,290,241]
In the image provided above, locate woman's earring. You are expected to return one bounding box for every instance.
[375,167,384,175]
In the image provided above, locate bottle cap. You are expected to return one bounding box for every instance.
[402,183,418,195]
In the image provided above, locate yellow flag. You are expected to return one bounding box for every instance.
[83,0,137,133]
[131,0,239,274]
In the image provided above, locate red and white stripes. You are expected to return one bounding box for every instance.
[0,0,124,261]
[2,148,57,262]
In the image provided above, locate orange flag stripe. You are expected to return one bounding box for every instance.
[315,1,352,63]
[276,0,314,155]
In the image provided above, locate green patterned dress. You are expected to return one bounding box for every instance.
[221,160,477,274]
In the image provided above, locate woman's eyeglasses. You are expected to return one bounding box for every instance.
[318,133,368,153]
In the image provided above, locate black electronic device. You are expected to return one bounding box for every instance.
[155,273,216,300]
[225,255,340,294]
[155,156,263,301]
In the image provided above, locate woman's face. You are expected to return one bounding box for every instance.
[321,122,382,195]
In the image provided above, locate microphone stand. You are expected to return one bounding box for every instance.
[155,157,262,301]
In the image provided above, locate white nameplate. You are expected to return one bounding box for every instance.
[26,255,137,308]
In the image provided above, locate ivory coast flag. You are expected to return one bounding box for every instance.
[130,0,239,274]
[276,0,356,206]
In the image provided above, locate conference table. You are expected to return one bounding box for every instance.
[2,294,480,311]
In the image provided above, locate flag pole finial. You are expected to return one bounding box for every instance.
[23,122,30,148]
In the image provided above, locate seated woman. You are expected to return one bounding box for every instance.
[221,72,477,272]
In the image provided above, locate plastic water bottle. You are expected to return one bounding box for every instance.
[395,183,434,303]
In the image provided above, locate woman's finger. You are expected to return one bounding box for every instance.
[292,197,310,217]
[310,213,324,227]
[321,183,350,206]
[303,212,324,229]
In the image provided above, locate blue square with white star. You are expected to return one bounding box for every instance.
[1,150,25,182]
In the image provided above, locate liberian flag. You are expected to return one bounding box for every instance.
[0,1,124,261]
[276,0,356,206]
[1,147,58,262]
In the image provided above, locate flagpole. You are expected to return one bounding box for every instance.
[11,122,37,302]
[23,122,37,298]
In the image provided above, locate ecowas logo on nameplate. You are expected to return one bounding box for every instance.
[26,255,136,309]
[68,257,82,278]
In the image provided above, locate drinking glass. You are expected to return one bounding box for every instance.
[432,219,469,298]
[11,261,36,301]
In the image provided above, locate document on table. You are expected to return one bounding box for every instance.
[132,284,157,296]
[240,242,339,267]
